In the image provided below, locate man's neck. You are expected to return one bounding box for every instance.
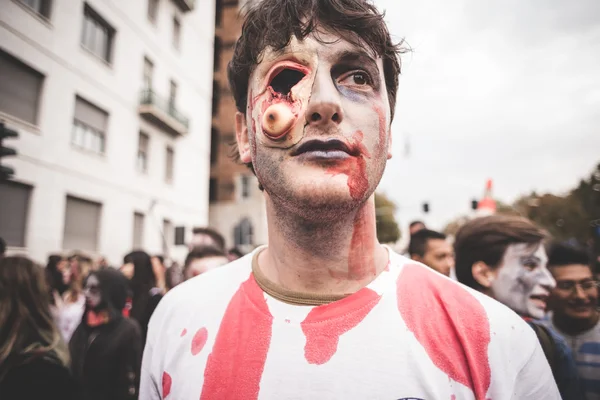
[258,194,388,296]
[552,311,600,336]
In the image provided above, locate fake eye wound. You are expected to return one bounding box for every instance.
[255,63,309,145]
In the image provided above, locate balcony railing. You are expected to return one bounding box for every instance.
[172,0,195,12]
[139,89,190,137]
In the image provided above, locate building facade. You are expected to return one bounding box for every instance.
[209,0,267,253]
[0,0,215,265]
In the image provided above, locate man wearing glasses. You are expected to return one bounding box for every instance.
[548,243,600,400]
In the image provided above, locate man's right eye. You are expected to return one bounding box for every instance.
[269,69,306,95]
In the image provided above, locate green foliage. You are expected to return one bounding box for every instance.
[375,193,401,243]
[514,162,600,244]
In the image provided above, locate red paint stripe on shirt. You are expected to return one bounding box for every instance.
[301,287,382,365]
[200,274,273,400]
[397,264,491,399]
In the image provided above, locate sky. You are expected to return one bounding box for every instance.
[374,0,600,234]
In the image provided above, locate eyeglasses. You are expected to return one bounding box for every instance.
[555,280,599,292]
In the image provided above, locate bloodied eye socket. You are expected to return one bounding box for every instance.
[269,69,306,95]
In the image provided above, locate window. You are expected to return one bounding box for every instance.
[210,127,219,165]
[241,175,250,199]
[209,178,217,203]
[172,16,181,50]
[147,0,159,23]
[162,219,173,255]
[234,218,253,247]
[137,132,149,173]
[165,146,174,183]
[19,0,52,19]
[143,57,154,89]
[63,195,101,252]
[213,36,221,72]
[71,96,108,154]
[212,80,220,117]
[0,181,32,247]
[0,50,44,124]
[81,3,115,63]
[133,212,144,249]
[169,80,177,110]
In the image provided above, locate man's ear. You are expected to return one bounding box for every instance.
[235,112,252,163]
[472,261,495,288]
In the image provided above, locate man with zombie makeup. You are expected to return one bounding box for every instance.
[547,243,600,400]
[140,1,559,399]
[69,268,143,400]
[455,215,583,399]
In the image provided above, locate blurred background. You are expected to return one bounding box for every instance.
[0,0,599,267]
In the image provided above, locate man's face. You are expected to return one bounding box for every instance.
[549,264,598,321]
[421,239,454,276]
[238,30,392,217]
[84,274,102,310]
[490,243,555,319]
[185,256,229,280]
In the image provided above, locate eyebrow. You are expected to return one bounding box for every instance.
[520,256,542,263]
[336,50,378,66]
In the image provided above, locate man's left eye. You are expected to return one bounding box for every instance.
[339,71,371,88]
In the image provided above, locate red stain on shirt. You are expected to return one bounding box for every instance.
[180,328,187,337]
[162,371,172,398]
[191,327,208,356]
[200,274,273,400]
[397,264,491,399]
[326,131,370,200]
[301,288,381,365]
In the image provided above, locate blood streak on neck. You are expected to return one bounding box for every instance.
[301,287,381,364]
[200,274,273,400]
[348,205,377,280]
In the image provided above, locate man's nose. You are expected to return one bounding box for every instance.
[304,72,343,128]
[573,285,587,299]
[540,268,556,291]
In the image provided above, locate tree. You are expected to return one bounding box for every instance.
[513,161,600,245]
[375,193,401,244]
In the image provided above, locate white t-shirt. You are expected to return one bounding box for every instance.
[140,248,560,400]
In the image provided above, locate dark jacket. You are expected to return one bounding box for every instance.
[0,352,78,400]
[69,268,143,400]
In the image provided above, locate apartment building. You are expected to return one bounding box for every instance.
[209,0,267,253]
[0,0,215,264]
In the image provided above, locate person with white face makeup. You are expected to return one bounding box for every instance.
[455,215,584,399]
[140,1,559,399]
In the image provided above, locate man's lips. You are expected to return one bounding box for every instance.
[291,139,360,157]
[529,294,549,308]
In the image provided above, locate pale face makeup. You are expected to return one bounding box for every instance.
[185,256,229,280]
[238,30,392,213]
[84,274,102,309]
[490,243,555,319]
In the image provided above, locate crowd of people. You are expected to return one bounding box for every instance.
[1,0,599,398]
[0,228,241,399]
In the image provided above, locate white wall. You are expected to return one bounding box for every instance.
[0,0,215,265]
